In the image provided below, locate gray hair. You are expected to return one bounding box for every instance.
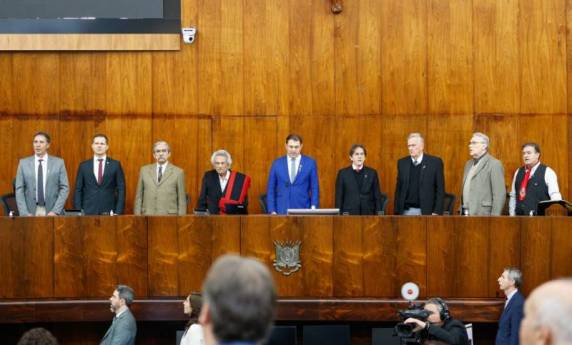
[210,149,232,168]
[472,132,490,149]
[504,267,523,288]
[152,140,171,153]
[407,132,424,143]
[116,284,135,305]
[202,254,277,343]
[532,279,572,343]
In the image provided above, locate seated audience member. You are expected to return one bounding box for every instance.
[199,254,277,345]
[17,328,58,345]
[520,279,572,345]
[100,285,137,345]
[509,143,561,216]
[181,293,205,345]
[198,150,250,214]
[404,298,469,345]
[335,144,384,215]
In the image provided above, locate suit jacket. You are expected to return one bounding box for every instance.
[425,318,469,345]
[197,169,249,215]
[496,291,524,345]
[100,309,137,345]
[461,153,506,215]
[335,166,383,215]
[266,155,319,214]
[15,155,69,216]
[394,154,445,215]
[73,157,126,215]
[133,163,187,215]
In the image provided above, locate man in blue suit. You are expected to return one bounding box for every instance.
[73,134,125,215]
[266,134,319,214]
[496,267,524,345]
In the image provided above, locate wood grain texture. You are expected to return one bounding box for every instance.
[333,217,364,296]
[147,217,179,296]
[520,217,552,295]
[0,34,180,51]
[427,0,473,114]
[381,0,427,114]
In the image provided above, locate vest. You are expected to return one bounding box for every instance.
[514,164,549,215]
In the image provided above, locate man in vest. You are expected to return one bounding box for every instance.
[509,143,561,216]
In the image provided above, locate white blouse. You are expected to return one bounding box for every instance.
[180,323,204,345]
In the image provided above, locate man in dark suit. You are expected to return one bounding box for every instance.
[266,134,319,214]
[335,144,384,215]
[394,133,445,215]
[100,284,137,345]
[198,149,250,215]
[73,134,125,215]
[496,267,524,345]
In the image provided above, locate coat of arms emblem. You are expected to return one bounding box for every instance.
[273,240,302,276]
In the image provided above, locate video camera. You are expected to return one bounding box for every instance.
[394,282,428,344]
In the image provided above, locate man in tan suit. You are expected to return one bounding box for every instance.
[134,141,187,215]
[461,132,506,216]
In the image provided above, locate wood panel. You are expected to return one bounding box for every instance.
[178,216,213,294]
[487,217,521,297]
[333,217,364,296]
[519,0,567,114]
[83,217,119,297]
[520,217,552,295]
[0,34,180,51]
[427,217,489,297]
[427,0,473,114]
[300,216,334,297]
[473,0,520,113]
[147,217,179,296]
[268,216,304,296]
[381,0,427,114]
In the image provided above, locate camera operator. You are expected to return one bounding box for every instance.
[404,298,469,345]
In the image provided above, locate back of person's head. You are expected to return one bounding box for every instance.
[524,279,572,345]
[17,328,58,345]
[201,254,277,343]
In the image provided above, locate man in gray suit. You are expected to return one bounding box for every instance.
[15,132,69,216]
[461,132,506,215]
[100,284,137,345]
[134,140,187,215]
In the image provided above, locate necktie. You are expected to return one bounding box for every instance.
[37,159,45,206]
[97,159,104,185]
[518,168,531,201]
[158,165,163,183]
[290,158,297,183]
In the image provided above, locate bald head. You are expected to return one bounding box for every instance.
[520,279,572,345]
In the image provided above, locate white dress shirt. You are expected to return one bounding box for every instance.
[93,155,107,180]
[509,162,561,215]
[34,154,48,201]
[289,155,302,182]
[218,170,231,192]
[411,153,424,165]
[505,289,518,308]
[156,162,169,183]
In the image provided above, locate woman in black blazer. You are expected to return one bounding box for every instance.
[335,144,384,215]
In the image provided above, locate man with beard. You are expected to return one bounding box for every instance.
[100,285,137,345]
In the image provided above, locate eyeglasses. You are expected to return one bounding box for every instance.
[154,149,169,153]
[469,141,484,145]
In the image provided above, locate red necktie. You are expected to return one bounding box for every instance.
[97,159,103,185]
[518,168,531,201]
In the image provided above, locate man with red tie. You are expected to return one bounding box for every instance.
[73,134,126,215]
[508,143,561,216]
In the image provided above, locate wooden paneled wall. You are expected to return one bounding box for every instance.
[0,0,571,214]
[1,216,570,300]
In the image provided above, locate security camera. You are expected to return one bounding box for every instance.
[182,27,197,44]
